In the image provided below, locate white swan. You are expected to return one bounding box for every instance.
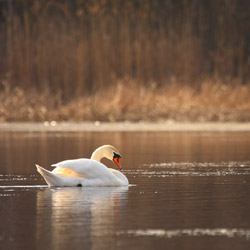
[36,145,129,187]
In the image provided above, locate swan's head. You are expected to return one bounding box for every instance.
[112,151,122,169]
[91,145,122,169]
[105,145,122,169]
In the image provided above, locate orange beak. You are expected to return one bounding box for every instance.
[113,156,121,169]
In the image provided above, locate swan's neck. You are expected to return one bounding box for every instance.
[91,147,105,162]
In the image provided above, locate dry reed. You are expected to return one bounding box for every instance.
[1,0,250,99]
[0,1,249,122]
[1,80,250,122]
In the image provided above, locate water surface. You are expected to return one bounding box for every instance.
[0,131,250,250]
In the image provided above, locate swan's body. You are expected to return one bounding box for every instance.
[36,145,129,187]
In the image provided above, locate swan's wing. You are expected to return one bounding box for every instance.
[51,167,83,178]
[36,165,82,187]
[109,168,129,185]
[51,158,112,179]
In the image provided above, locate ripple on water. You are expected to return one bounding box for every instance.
[0,174,43,187]
[117,228,250,240]
[130,161,250,178]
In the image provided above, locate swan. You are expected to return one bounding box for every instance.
[36,145,129,187]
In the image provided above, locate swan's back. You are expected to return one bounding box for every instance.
[51,158,128,186]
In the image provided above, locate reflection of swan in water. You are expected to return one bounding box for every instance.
[36,186,128,250]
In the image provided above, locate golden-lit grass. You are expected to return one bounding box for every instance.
[1,1,249,124]
[1,80,250,122]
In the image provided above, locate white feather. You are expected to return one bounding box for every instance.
[36,145,129,187]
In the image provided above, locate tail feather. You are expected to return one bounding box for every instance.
[36,164,82,187]
[36,164,61,186]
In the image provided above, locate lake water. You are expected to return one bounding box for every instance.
[0,131,250,250]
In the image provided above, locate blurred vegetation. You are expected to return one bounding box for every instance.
[1,80,250,122]
[0,0,249,121]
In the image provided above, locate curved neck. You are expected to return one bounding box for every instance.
[91,147,105,162]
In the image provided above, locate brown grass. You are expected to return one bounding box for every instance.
[1,1,250,122]
[1,80,250,122]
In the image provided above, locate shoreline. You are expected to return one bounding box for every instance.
[0,122,250,132]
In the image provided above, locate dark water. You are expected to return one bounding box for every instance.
[0,131,250,250]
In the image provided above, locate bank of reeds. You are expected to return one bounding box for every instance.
[1,0,250,97]
[1,80,250,122]
[0,0,249,122]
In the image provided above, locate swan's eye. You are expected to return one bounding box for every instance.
[113,152,121,159]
